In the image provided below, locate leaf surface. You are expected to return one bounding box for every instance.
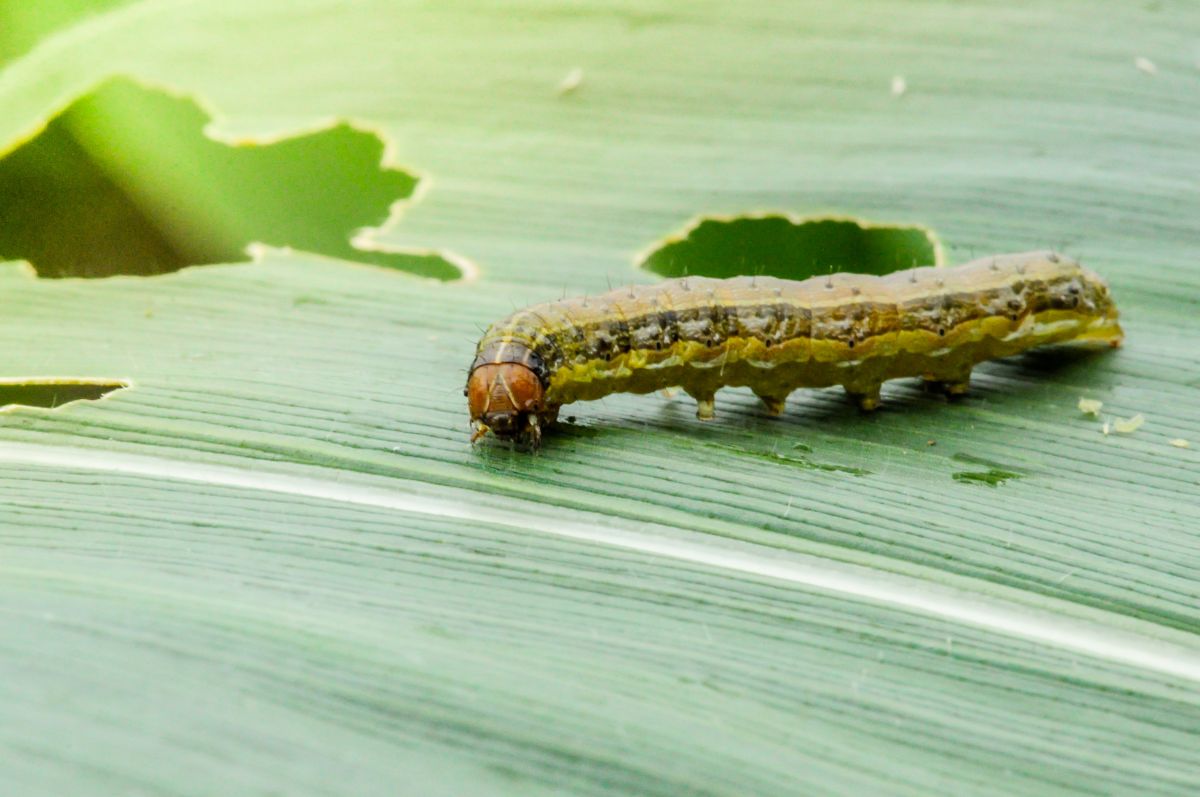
[2,1,1199,794]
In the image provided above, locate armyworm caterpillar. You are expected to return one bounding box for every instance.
[467,251,1122,447]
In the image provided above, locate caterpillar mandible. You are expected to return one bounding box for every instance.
[466,251,1122,448]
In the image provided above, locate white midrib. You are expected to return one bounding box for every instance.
[3,440,1199,684]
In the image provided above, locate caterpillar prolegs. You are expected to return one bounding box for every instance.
[466,251,1122,447]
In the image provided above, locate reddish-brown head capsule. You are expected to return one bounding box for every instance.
[466,362,547,446]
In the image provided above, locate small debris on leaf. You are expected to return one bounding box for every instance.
[1111,414,1145,434]
[1077,397,1103,417]
[1135,56,1158,75]
[891,75,907,97]
[557,67,585,95]
[1169,438,1190,448]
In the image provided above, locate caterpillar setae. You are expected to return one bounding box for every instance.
[466,251,1122,448]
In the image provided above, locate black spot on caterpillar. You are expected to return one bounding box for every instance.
[466,251,1122,448]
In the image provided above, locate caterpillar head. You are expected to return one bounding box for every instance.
[466,363,548,447]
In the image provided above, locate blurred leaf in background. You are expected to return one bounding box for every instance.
[0,77,460,278]
[0,0,133,65]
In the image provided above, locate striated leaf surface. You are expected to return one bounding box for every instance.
[1,1,1199,794]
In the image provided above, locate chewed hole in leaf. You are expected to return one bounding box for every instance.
[0,379,129,411]
[0,77,462,280]
[639,214,942,280]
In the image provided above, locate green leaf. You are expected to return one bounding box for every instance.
[0,0,134,65]
[639,215,942,279]
[0,77,461,279]
[2,2,1199,794]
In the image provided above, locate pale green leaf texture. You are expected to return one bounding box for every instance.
[1,1,1199,795]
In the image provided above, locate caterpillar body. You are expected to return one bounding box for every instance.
[466,251,1122,447]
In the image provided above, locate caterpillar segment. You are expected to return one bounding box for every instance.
[466,251,1122,448]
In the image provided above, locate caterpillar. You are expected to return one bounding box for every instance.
[466,251,1122,447]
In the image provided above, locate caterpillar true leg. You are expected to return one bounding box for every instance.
[525,414,543,450]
